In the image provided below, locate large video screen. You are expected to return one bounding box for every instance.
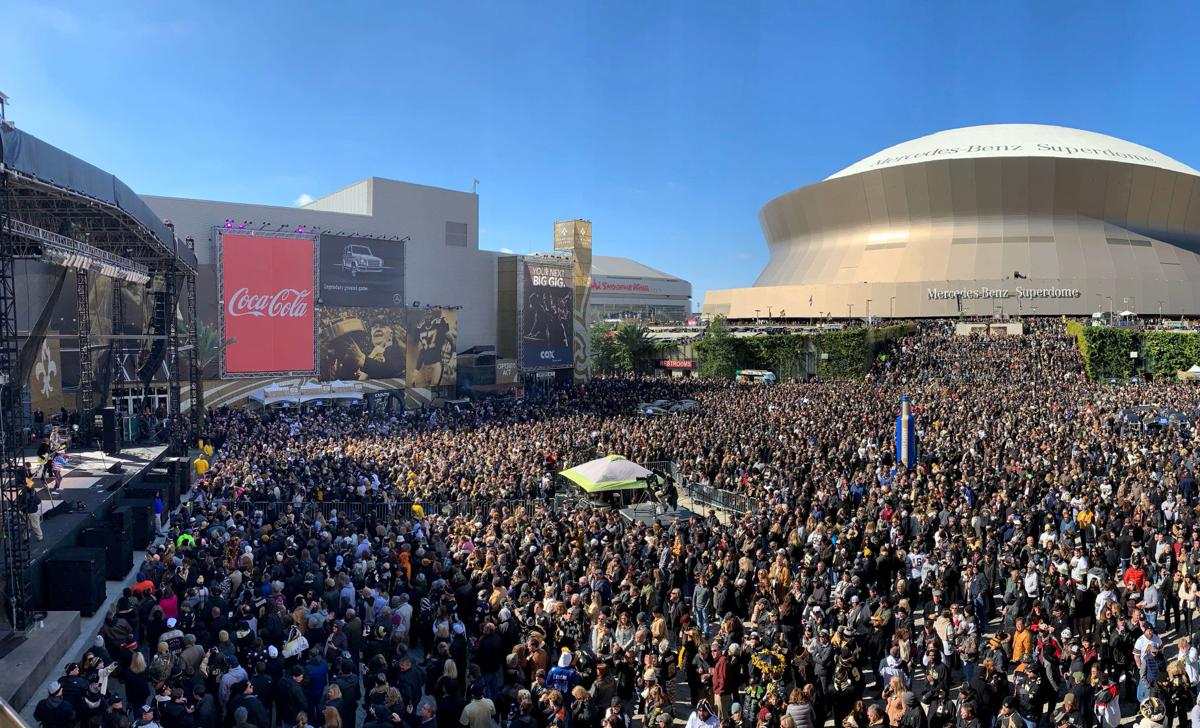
[407,308,457,388]
[318,307,407,382]
[220,234,315,375]
[521,260,574,369]
[318,234,405,308]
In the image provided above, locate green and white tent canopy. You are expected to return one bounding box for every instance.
[560,454,654,493]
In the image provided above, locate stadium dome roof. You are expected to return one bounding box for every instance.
[826,124,1199,181]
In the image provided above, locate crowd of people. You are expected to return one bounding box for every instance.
[32,320,1200,728]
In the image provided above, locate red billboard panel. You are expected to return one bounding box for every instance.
[220,234,315,375]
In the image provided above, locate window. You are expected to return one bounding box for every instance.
[445,221,468,247]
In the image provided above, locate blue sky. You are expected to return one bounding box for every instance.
[6,1,1199,306]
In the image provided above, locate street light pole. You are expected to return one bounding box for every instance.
[847,303,853,320]
[866,299,872,325]
[890,296,896,319]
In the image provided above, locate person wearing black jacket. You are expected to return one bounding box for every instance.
[333,659,360,728]
[190,685,219,728]
[22,477,43,541]
[160,688,196,728]
[59,662,91,718]
[274,666,308,728]
[229,681,271,728]
[34,682,76,728]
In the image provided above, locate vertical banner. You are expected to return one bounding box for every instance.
[895,395,916,469]
[407,308,457,389]
[220,233,316,376]
[554,220,592,381]
[520,257,574,369]
[29,335,64,416]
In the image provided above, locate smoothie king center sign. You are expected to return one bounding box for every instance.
[221,234,316,374]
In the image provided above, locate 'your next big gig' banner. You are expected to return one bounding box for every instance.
[522,260,574,369]
[220,234,316,375]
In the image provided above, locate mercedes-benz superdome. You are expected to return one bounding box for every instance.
[703,124,1200,319]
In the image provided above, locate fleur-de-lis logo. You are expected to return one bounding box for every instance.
[35,340,58,397]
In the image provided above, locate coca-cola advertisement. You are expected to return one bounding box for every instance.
[219,233,316,375]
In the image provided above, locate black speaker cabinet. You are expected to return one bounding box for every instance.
[100,406,121,455]
[44,547,107,616]
[109,506,132,535]
[171,457,191,496]
[114,499,154,549]
[80,527,133,580]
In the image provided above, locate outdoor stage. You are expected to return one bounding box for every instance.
[22,444,167,585]
[0,443,170,710]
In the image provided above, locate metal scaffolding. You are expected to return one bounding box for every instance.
[0,171,32,631]
[185,237,201,437]
[165,262,184,454]
[75,269,93,442]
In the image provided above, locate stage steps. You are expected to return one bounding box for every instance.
[0,612,80,710]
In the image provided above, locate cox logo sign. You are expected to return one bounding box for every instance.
[539,350,557,360]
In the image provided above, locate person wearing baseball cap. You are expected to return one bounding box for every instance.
[136,703,163,728]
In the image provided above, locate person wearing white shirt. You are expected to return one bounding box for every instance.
[1024,567,1040,599]
[1134,627,1164,663]
[1070,549,1089,583]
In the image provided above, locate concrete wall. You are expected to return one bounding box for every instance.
[143,178,498,351]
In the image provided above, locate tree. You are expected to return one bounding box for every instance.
[612,322,659,374]
[179,318,223,435]
[696,316,738,380]
[590,321,621,374]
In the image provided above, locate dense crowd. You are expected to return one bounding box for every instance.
[32,321,1200,728]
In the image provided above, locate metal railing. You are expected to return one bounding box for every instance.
[680,481,763,514]
[644,460,763,515]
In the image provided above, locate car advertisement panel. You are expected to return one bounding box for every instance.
[318,234,405,308]
[407,308,457,389]
[521,259,574,369]
[318,307,407,382]
[220,234,316,375]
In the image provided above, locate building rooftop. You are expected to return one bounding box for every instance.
[591,255,683,281]
[827,123,1200,180]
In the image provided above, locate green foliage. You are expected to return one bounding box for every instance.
[1143,332,1200,379]
[589,321,678,375]
[589,321,621,374]
[182,318,223,372]
[694,321,917,381]
[1066,320,1141,380]
[696,316,739,380]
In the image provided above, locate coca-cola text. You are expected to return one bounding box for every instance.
[227,287,312,318]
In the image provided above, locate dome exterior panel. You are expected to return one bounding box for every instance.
[705,124,1200,318]
[827,124,1199,180]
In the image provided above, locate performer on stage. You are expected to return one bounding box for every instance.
[50,450,69,491]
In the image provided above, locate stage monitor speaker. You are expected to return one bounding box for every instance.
[114,499,154,549]
[109,506,132,535]
[80,528,133,580]
[44,547,107,616]
[101,407,121,455]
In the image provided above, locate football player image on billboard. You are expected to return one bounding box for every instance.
[407,308,457,388]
